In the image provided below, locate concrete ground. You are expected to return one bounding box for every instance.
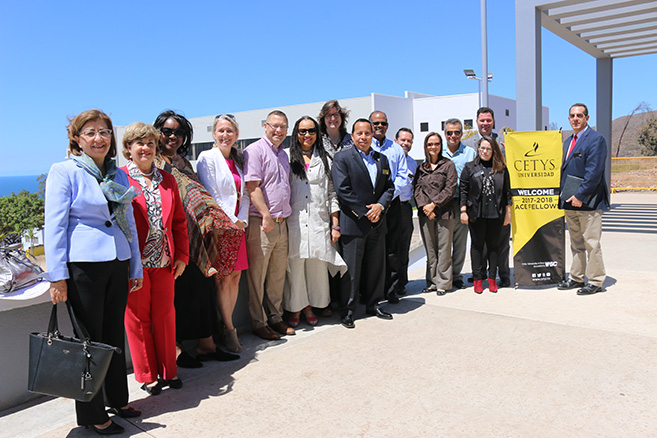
[1,192,656,438]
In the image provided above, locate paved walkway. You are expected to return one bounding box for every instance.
[1,192,656,438]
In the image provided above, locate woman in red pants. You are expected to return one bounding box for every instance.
[121,122,189,395]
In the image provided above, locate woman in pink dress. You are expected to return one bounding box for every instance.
[197,114,249,353]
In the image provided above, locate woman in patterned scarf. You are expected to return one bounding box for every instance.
[459,135,512,294]
[153,110,242,366]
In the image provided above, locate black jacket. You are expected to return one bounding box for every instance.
[332,146,394,236]
[459,159,512,222]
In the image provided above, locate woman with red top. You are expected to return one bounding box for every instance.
[197,114,249,353]
[121,122,189,395]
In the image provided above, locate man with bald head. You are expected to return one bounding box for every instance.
[369,111,410,303]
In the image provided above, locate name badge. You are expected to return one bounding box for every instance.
[382,169,390,175]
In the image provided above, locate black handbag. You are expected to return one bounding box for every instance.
[0,244,46,293]
[28,301,122,402]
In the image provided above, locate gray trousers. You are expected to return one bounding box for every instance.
[419,214,454,290]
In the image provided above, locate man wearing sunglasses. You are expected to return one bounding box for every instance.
[369,111,410,304]
[557,103,608,295]
[243,110,294,340]
[463,107,512,288]
[443,119,476,290]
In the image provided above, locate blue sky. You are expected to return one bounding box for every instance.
[1,0,655,176]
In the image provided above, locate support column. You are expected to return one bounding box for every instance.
[596,57,613,195]
[515,0,542,131]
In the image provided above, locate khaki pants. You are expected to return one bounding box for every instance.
[245,216,288,329]
[565,209,606,287]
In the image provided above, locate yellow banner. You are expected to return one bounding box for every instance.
[505,130,564,256]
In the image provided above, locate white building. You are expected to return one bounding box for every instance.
[116,91,549,166]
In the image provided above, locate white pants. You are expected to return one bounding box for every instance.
[284,258,330,312]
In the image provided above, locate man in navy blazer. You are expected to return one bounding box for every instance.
[332,119,395,328]
[558,103,609,295]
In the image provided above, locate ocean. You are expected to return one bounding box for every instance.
[0,175,42,197]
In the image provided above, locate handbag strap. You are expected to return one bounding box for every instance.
[65,301,92,341]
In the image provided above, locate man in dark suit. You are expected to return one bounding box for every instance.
[332,119,395,329]
[557,103,609,295]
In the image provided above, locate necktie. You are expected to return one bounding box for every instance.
[566,134,577,159]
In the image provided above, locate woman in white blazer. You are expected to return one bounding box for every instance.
[197,114,249,352]
[45,109,143,435]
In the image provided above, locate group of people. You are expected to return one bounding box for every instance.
[44,100,608,435]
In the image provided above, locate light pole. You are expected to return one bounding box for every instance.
[464,69,493,108]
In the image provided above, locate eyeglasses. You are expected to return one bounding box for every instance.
[298,128,317,135]
[479,147,492,152]
[266,123,288,131]
[161,127,185,138]
[326,113,341,120]
[372,121,388,126]
[445,130,462,136]
[80,129,112,139]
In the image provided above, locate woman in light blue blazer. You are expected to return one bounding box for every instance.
[45,109,143,436]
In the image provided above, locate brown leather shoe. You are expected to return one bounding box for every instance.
[253,326,281,340]
[270,321,296,336]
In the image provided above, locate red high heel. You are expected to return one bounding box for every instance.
[474,280,483,294]
[488,278,498,293]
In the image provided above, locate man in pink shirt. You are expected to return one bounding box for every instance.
[244,110,294,340]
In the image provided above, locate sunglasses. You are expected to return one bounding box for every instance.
[161,127,185,138]
[298,128,317,135]
[372,121,388,126]
[215,113,235,120]
[446,130,462,136]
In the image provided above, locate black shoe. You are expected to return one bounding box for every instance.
[498,278,511,288]
[341,312,355,329]
[366,306,393,320]
[453,279,466,289]
[557,279,585,290]
[140,381,163,396]
[166,377,183,389]
[197,349,240,362]
[577,284,603,295]
[396,287,407,296]
[87,422,124,435]
[176,351,203,368]
[436,289,447,296]
[386,293,400,304]
[107,406,141,418]
[422,286,437,294]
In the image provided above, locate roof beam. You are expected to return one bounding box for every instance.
[547,0,656,19]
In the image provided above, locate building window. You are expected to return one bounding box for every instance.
[420,122,429,132]
[464,119,473,130]
[505,109,510,117]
